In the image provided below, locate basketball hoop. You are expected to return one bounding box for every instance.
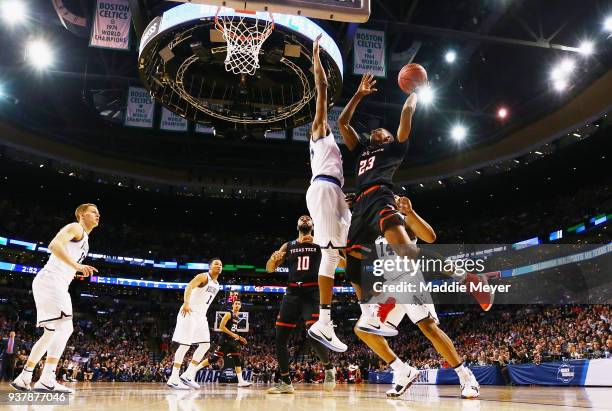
[214,7,275,76]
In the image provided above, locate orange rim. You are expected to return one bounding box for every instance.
[214,7,275,42]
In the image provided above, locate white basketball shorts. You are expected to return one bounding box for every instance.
[306,180,351,249]
[172,311,210,346]
[381,302,439,328]
[32,273,73,327]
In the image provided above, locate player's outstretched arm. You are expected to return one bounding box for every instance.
[181,273,208,316]
[338,73,377,151]
[311,34,328,142]
[396,196,436,243]
[396,93,418,143]
[266,242,288,273]
[48,223,98,277]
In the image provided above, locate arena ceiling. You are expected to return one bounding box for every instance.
[0,0,610,192]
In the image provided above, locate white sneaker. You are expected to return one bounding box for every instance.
[33,379,75,394]
[10,373,31,391]
[237,380,252,387]
[167,376,190,390]
[179,374,200,389]
[356,314,398,337]
[267,381,294,394]
[323,368,336,392]
[461,376,480,399]
[386,365,420,398]
[308,320,347,352]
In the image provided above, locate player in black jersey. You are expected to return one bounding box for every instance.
[338,74,492,398]
[338,73,419,331]
[265,215,342,394]
[196,299,252,387]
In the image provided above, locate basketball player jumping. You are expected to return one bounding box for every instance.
[11,204,100,393]
[338,74,492,397]
[195,299,252,387]
[305,34,352,353]
[357,196,480,399]
[265,215,341,394]
[167,258,222,390]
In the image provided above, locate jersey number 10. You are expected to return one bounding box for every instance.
[358,157,375,175]
[297,256,310,271]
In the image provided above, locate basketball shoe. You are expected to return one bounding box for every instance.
[33,377,74,394]
[267,381,295,394]
[10,372,31,391]
[385,364,420,398]
[323,368,336,392]
[461,376,480,399]
[179,374,200,389]
[356,310,398,337]
[167,376,190,390]
[308,321,347,352]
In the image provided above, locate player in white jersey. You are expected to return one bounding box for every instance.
[306,34,351,353]
[354,196,480,399]
[167,258,223,390]
[11,203,100,393]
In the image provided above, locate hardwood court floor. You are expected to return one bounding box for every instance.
[2,382,611,410]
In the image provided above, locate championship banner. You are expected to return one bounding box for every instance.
[90,0,131,50]
[195,123,215,135]
[265,130,286,140]
[160,107,188,132]
[329,106,345,145]
[353,28,386,78]
[124,87,154,128]
[292,107,344,144]
[292,122,311,142]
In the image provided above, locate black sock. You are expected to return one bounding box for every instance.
[281,374,291,384]
[324,362,334,370]
[319,304,332,309]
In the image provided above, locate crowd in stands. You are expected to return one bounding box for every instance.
[0,137,611,385]
[2,283,611,385]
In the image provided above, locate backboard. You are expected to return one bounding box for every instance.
[167,0,370,23]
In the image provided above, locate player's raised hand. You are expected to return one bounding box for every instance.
[75,263,98,278]
[180,302,192,317]
[406,92,418,113]
[357,73,377,97]
[313,33,322,55]
[395,196,413,214]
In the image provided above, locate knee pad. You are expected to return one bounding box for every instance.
[319,248,340,278]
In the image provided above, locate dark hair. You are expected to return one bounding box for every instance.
[209,257,222,264]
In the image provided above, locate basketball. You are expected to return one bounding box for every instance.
[398,63,428,94]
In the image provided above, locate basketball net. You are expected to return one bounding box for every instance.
[215,8,275,76]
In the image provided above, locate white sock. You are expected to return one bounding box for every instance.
[454,363,472,382]
[183,362,198,379]
[20,368,34,384]
[390,358,406,372]
[237,370,244,383]
[170,365,181,380]
[319,308,331,323]
[360,304,374,317]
